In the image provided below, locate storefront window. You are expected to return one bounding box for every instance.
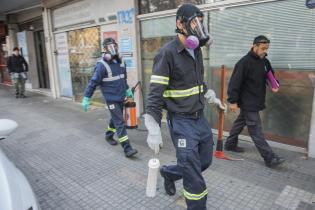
[68,27,102,102]
[140,16,176,103]
[140,0,315,147]
[207,0,315,147]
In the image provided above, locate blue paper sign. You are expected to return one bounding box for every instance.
[119,38,133,53]
[117,8,134,24]
[124,57,135,68]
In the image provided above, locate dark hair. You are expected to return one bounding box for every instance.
[13,47,19,51]
[102,38,116,48]
[253,35,270,45]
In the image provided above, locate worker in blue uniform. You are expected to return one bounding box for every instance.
[82,37,138,158]
[144,4,226,210]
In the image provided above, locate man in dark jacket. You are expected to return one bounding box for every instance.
[81,38,137,158]
[224,35,285,168]
[7,47,28,98]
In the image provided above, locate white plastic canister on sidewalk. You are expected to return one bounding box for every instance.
[146,158,160,197]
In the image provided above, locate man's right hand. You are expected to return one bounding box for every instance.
[272,87,279,93]
[229,103,239,113]
[81,97,90,112]
[144,114,163,154]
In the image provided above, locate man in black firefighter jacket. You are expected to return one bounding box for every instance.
[144,4,226,210]
[224,35,285,168]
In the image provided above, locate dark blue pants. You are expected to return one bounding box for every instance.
[164,111,213,210]
[105,102,129,143]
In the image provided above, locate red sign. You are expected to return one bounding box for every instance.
[103,31,118,42]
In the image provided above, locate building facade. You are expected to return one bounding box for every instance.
[2,3,51,95]
[3,0,315,157]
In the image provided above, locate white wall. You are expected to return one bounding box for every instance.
[7,24,18,54]
[16,7,41,23]
[43,8,58,98]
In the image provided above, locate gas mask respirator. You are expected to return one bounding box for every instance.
[183,16,212,50]
[102,42,118,61]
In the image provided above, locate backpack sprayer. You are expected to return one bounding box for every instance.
[124,81,145,129]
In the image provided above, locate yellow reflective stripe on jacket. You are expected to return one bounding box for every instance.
[183,188,208,201]
[150,75,169,85]
[163,85,203,98]
[107,126,116,133]
[118,135,128,143]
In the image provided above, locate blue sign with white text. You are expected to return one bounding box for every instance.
[117,9,134,24]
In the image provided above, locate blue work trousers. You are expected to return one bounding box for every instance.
[105,102,129,143]
[164,111,214,210]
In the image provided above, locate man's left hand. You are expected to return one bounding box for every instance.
[126,88,134,99]
[204,89,227,112]
[214,98,227,112]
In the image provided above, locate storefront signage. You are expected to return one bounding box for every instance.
[119,38,133,53]
[117,8,134,24]
[53,1,93,29]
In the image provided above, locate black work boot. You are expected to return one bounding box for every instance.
[105,136,118,145]
[224,143,245,153]
[20,94,26,98]
[265,156,285,168]
[160,166,176,196]
[121,140,138,158]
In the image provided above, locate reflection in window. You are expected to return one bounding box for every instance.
[141,37,174,102]
[68,27,102,102]
[141,16,176,102]
[207,0,315,147]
